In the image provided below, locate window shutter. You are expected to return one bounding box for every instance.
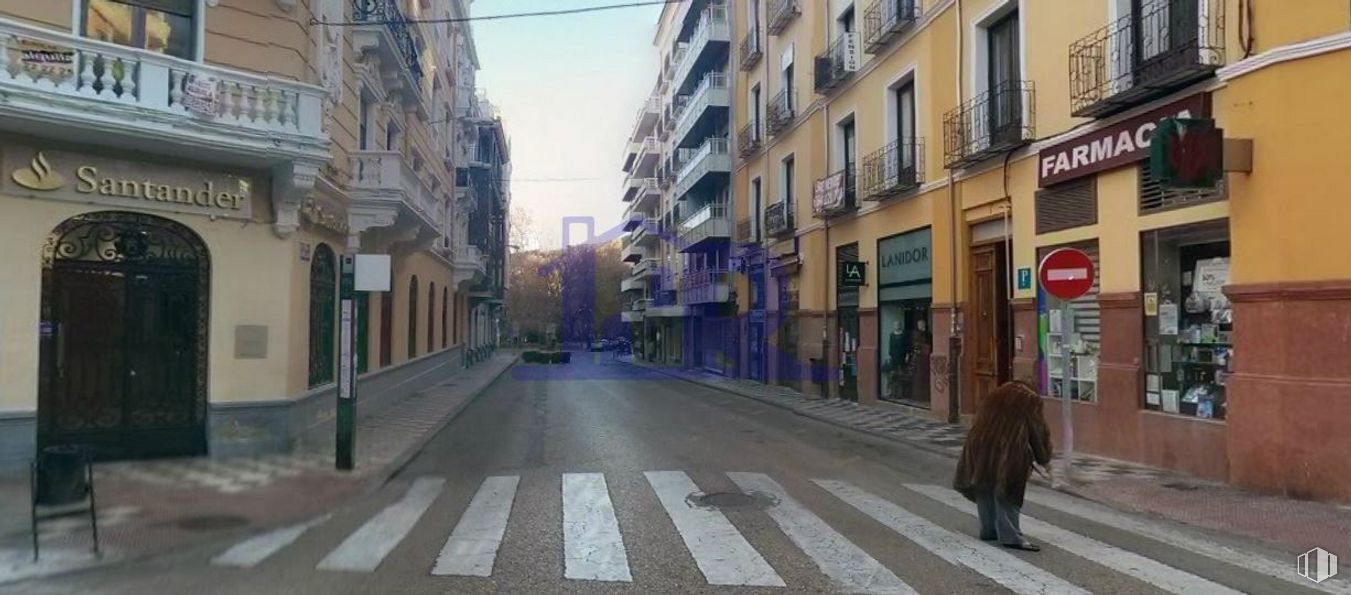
[1036,178,1097,234]
[1139,161,1226,214]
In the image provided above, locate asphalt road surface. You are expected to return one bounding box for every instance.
[12,355,1332,594]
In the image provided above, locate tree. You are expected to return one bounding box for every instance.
[504,240,628,343]
[509,204,539,252]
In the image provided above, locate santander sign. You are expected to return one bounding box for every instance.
[1038,94,1211,187]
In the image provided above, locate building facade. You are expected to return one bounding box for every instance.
[0,0,509,468]
[721,0,1351,501]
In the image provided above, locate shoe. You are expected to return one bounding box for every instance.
[1002,542,1041,552]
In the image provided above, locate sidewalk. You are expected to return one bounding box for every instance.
[0,352,518,585]
[630,357,1351,556]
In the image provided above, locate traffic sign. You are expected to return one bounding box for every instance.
[1038,248,1095,301]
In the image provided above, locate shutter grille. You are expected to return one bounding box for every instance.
[1139,161,1227,214]
[1036,178,1098,234]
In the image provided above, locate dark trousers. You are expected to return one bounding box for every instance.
[975,490,1025,546]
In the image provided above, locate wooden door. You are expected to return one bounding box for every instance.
[966,242,1010,410]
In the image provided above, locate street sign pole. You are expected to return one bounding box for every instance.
[336,255,356,471]
[1059,298,1074,478]
[1038,247,1095,486]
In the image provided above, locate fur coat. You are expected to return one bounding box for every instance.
[953,381,1053,507]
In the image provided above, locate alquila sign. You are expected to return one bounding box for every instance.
[1038,94,1211,187]
[3,145,252,219]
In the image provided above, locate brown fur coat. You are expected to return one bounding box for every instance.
[953,381,1053,507]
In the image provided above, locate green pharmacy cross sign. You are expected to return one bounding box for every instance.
[1149,117,1223,190]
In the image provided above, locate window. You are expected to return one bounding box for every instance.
[1036,178,1099,234]
[751,84,762,134]
[839,117,857,201]
[84,0,195,60]
[359,95,372,150]
[408,275,419,359]
[1039,241,1101,401]
[386,121,401,151]
[751,177,762,241]
[1142,219,1231,420]
[839,5,856,34]
[307,244,337,388]
[427,282,436,353]
[781,154,795,208]
[986,11,1021,139]
[894,81,916,169]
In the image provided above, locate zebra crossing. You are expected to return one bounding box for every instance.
[208,470,1331,594]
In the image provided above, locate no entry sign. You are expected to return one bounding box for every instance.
[1039,248,1095,301]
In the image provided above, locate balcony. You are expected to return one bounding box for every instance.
[814,32,861,94]
[622,176,660,202]
[767,0,801,35]
[621,242,647,263]
[633,95,661,137]
[633,257,660,277]
[349,150,445,239]
[863,0,922,54]
[621,311,645,323]
[764,201,795,238]
[740,27,763,71]
[673,73,730,148]
[679,201,732,252]
[621,276,647,293]
[736,218,757,244]
[632,217,660,247]
[672,3,730,93]
[0,18,327,229]
[1069,0,1225,118]
[860,137,924,200]
[634,136,662,176]
[943,80,1035,168]
[351,0,424,103]
[623,210,644,231]
[812,167,858,218]
[680,268,731,304]
[674,137,731,200]
[450,244,487,286]
[632,177,661,211]
[738,121,763,158]
[633,298,653,311]
[766,89,795,137]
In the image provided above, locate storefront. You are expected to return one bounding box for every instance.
[835,244,860,401]
[876,227,933,407]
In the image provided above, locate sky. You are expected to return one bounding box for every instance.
[471,0,665,249]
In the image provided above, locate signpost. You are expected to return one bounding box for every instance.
[336,255,357,470]
[1038,248,1095,481]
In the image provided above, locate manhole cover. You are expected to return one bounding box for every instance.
[175,514,248,531]
[687,491,777,510]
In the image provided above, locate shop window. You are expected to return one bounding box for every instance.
[1139,160,1226,215]
[1039,241,1101,401]
[307,244,337,388]
[1141,219,1231,419]
[878,227,933,406]
[84,0,195,60]
[1036,178,1097,234]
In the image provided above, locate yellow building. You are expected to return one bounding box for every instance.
[0,0,508,467]
[733,0,1351,501]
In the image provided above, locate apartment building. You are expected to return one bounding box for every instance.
[621,0,736,372]
[0,0,508,467]
[733,0,1351,500]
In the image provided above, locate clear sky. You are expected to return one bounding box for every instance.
[471,0,664,249]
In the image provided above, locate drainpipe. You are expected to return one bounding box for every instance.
[946,0,964,424]
[821,9,832,400]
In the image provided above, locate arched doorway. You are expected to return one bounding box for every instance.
[39,211,210,460]
[308,244,337,387]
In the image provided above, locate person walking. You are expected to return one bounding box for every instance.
[953,381,1053,551]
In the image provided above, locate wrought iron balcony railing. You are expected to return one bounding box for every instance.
[767,0,801,35]
[679,268,731,304]
[812,166,857,218]
[352,0,424,87]
[766,89,795,137]
[814,33,860,94]
[861,137,924,200]
[1069,0,1225,118]
[863,0,921,53]
[943,80,1035,168]
[740,26,763,70]
[764,201,795,238]
[738,121,763,157]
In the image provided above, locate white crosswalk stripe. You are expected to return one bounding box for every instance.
[815,480,1087,595]
[644,471,785,587]
[432,476,519,577]
[562,472,632,582]
[1024,486,1351,595]
[906,484,1244,595]
[728,472,917,595]
[212,514,331,568]
[316,477,445,572]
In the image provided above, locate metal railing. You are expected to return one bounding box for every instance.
[766,89,795,136]
[1069,0,1224,117]
[672,2,729,90]
[673,72,729,146]
[679,268,731,304]
[863,0,921,53]
[674,137,731,197]
[764,201,795,237]
[814,33,859,93]
[860,137,924,200]
[351,0,423,87]
[943,80,1035,168]
[767,0,801,34]
[740,26,763,70]
[738,121,763,157]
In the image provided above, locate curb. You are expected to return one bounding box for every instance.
[365,353,519,493]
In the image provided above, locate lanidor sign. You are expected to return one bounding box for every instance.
[1038,94,1211,187]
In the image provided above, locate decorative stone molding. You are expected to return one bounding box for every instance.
[271,161,323,238]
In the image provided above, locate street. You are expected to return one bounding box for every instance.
[11,356,1330,594]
